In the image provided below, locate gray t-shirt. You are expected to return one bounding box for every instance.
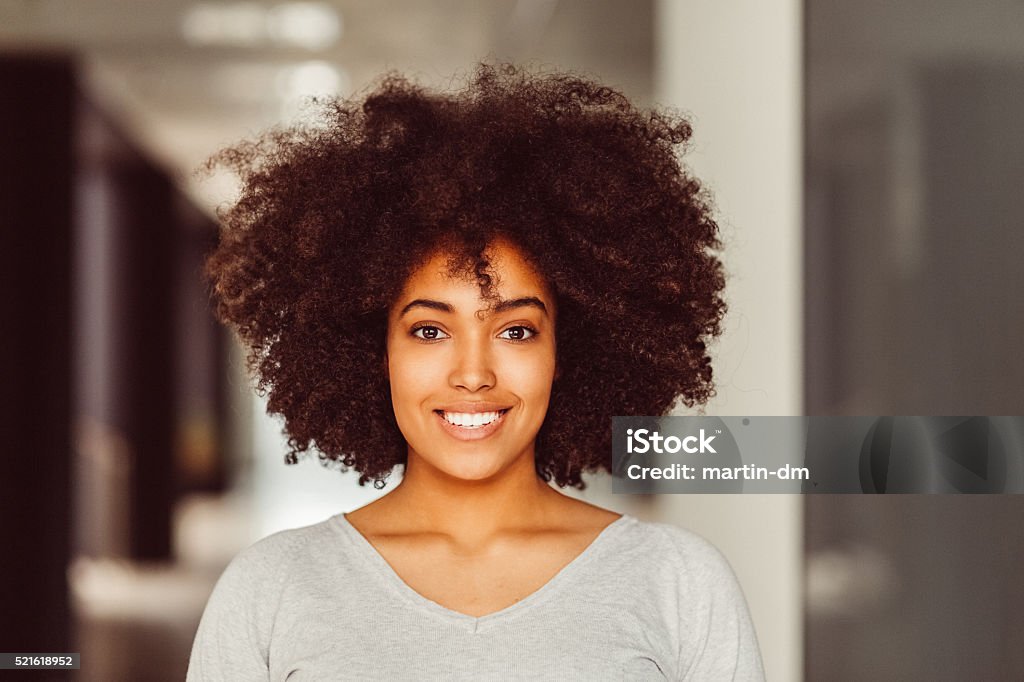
[187,513,765,681]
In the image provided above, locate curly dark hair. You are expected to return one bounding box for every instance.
[206,63,725,489]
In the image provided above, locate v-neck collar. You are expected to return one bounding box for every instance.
[331,512,634,633]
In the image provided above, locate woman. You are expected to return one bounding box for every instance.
[188,64,764,681]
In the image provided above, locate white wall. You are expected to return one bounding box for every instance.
[248,392,384,539]
[655,1,804,680]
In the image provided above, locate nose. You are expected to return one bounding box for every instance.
[448,339,496,392]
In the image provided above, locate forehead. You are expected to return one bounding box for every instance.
[398,241,551,303]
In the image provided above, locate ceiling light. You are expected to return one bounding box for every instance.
[182,2,341,50]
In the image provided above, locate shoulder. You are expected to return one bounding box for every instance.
[208,514,343,607]
[618,520,766,681]
[610,517,733,565]
[641,520,740,582]
[246,515,340,555]
[228,516,333,571]
[605,517,746,601]
[188,516,344,681]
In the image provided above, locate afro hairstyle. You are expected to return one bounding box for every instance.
[205,63,726,489]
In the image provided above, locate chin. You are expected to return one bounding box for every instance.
[407,443,521,483]
[435,454,511,482]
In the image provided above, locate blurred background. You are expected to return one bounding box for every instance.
[1,1,1022,680]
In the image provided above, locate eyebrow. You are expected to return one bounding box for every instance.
[398,296,548,318]
[399,299,454,317]
[494,296,548,315]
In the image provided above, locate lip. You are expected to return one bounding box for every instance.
[435,401,513,413]
[434,405,512,441]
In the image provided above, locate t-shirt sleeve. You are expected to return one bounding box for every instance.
[186,532,297,682]
[660,526,766,682]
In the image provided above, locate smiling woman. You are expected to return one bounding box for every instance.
[188,64,765,681]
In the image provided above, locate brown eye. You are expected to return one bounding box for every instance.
[499,326,536,341]
[412,325,449,341]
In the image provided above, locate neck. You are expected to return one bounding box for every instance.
[371,446,569,546]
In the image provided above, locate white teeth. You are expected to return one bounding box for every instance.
[441,411,502,428]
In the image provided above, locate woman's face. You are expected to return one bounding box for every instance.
[386,240,557,482]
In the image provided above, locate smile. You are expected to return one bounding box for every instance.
[438,410,506,427]
[433,408,510,440]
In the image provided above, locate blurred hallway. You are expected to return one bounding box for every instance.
[70,495,248,680]
[3,2,1024,680]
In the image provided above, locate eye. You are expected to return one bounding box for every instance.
[499,325,537,342]
[411,325,450,341]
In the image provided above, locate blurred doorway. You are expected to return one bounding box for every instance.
[805,3,1024,679]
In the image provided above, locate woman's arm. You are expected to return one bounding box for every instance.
[187,533,297,681]
[659,526,766,681]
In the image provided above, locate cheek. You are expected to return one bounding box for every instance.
[388,354,434,409]
[387,360,423,445]
[505,347,557,403]
[386,361,404,411]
